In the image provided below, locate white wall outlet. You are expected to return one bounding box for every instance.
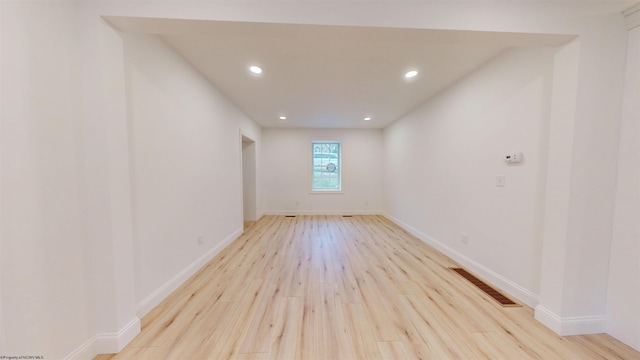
[496,175,506,187]
[461,233,469,244]
[505,152,523,163]
[365,200,369,206]
[197,234,204,245]
[296,201,300,206]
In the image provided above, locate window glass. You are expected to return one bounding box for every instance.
[312,141,341,191]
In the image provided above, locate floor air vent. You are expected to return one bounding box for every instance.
[285,215,296,218]
[342,215,353,217]
[450,268,520,307]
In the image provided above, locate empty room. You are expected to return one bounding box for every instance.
[2,1,640,359]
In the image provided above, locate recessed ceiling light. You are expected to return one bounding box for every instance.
[364,117,372,121]
[404,70,418,78]
[279,116,287,120]
[249,66,263,74]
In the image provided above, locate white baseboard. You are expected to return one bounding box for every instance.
[535,305,563,334]
[383,213,539,308]
[95,317,141,354]
[263,210,382,216]
[136,227,243,317]
[64,336,96,360]
[65,317,141,360]
[65,229,241,360]
[535,305,607,335]
[383,213,610,337]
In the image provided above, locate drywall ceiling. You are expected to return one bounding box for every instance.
[106,17,575,129]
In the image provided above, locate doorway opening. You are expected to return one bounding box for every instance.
[241,135,257,230]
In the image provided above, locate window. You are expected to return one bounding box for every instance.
[312,141,341,191]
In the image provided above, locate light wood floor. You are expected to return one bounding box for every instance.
[95,215,640,360]
[244,220,256,230]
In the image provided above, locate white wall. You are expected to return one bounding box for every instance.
[533,39,582,331]
[79,10,140,355]
[607,11,640,350]
[383,47,554,306]
[262,128,383,215]
[535,14,628,336]
[0,0,5,354]
[1,2,96,358]
[123,33,261,312]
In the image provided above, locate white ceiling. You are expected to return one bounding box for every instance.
[106,17,575,129]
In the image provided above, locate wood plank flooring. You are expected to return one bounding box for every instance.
[95,215,640,359]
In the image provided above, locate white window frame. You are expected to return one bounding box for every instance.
[311,140,343,193]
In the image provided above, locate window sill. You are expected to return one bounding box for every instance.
[309,190,344,195]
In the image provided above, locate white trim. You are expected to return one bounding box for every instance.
[136,227,243,317]
[94,317,141,354]
[560,315,607,334]
[263,210,382,216]
[383,212,539,308]
[65,317,141,360]
[625,3,640,30]
[64,336,96,360]
[535,305,607,335]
